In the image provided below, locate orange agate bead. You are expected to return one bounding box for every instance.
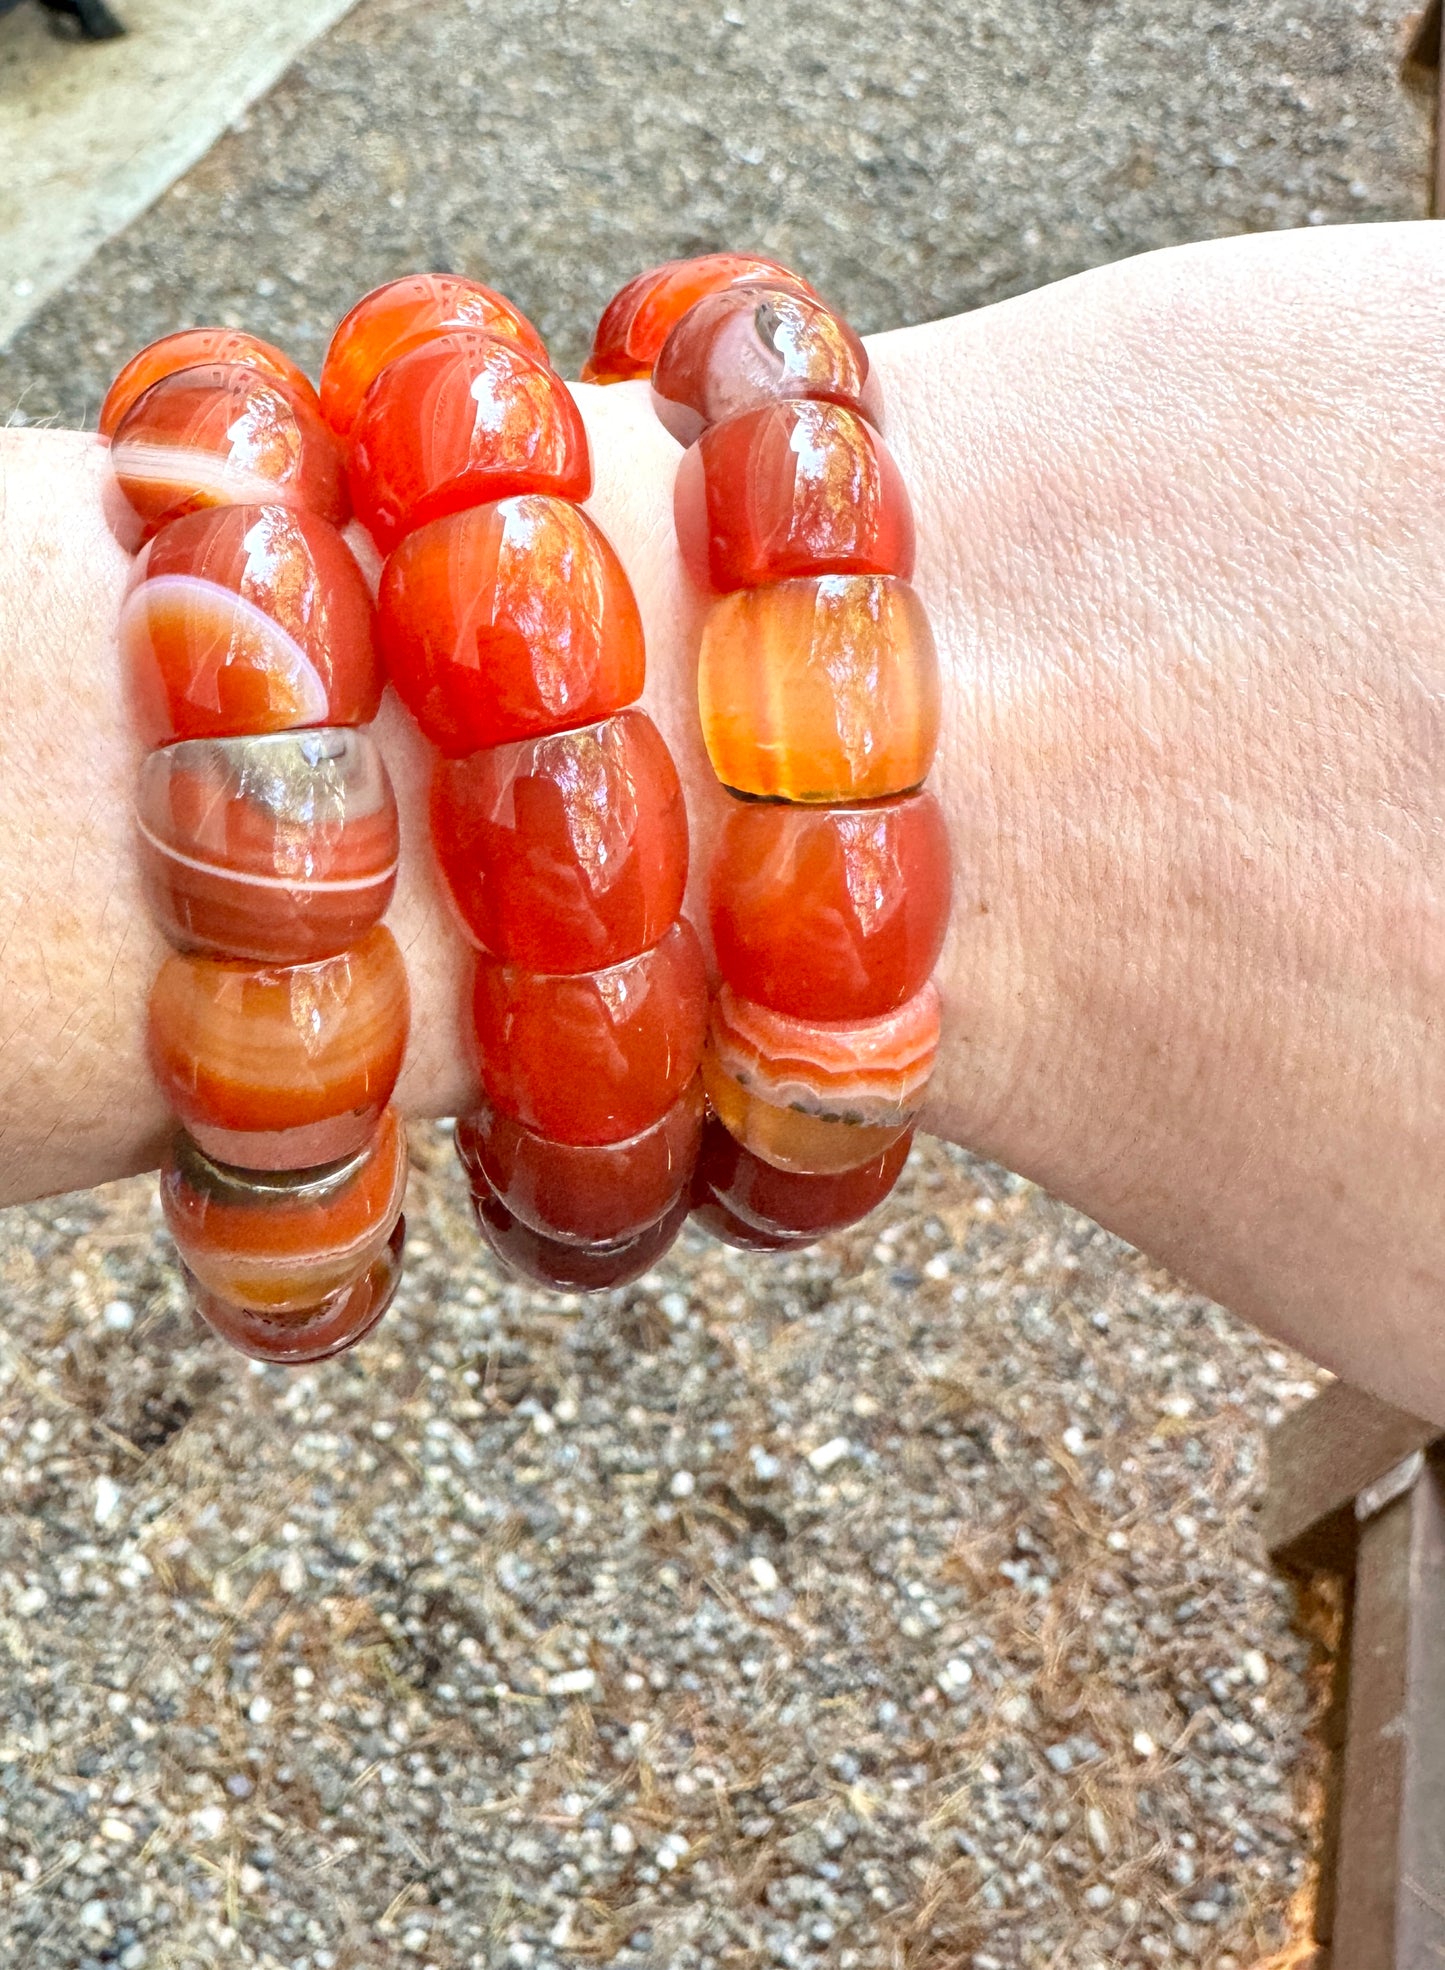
[161,1106,407,1314]
[650,284,882,447]
[432,710,687,971]
[110,362,348,539]
[692,1116,912,1238]
[698,574,939,801]
[472,919,708,1146]
[708,794,950,1021]
[688,1197,813,1252]
[702,983,938,1174]
[674,401,914,592]
[100,328,319,439]
[136,729,399,964]
[583,253,815,384]
[121,503,381,748]
[185,1215,406,1364]
[320,274,549,438]
[456,1076,703,1246]
[148,923,410,1168]
[348,333,590,553]
[472,1184,690,1292]
[377,496,644,755]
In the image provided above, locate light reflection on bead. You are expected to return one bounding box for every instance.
[148,923,410,1167]
[321,275,549,439]
[698,574,939,802]
[184,1214,405,1364]
[161,1107,408,1312]
[136,728,399,964]
[583,253,815,384]
[101,328,320,440]
[110,362,348,539]
[121,504,381,747]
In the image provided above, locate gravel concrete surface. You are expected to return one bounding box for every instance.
[0,1,1431,1966]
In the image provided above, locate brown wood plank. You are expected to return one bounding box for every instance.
[1261,1382,1440,1571]
[1330,1453,1445,1969]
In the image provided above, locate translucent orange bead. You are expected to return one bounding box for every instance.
[583,253,815,384]
[100,328,319,439]
[348,333,591,553]
[708,794,950,1021]
[432,710,687,971]
[136,729,399,965]
[161,1107,407,1314]
[674,401,914,593]
[650,284,882,447]
[692,1116,912,1238]
[456,1077,703,1247]
[109,362,348,540]
[185,1215,405,1364]
[701,983,938,1174]
[472,1183,689,1292]
[698,575,939,801]
[121,504,381,748]
[320,274,549,438]
[148,924,410,1168]
[377,496,644,756]
[472,919,708,1146]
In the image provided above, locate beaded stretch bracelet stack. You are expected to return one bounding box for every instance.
[100,250,949,1353]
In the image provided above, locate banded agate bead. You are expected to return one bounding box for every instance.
[457,1077,703,1246]
[472,919,708,1146]
[162,1106,407,1313]
[432,710,686,970]
[149,923,410,1168]
[692,1116,912,1238]
[698,574,939,801]
[185,1215,405,1364]
[121,504,381,747]
[136,729,399,964]
[702,983,938,1174]
[708,794,950,1021]
[674,401,914,592]
[348,333,590,552]
[583,253,815,384]
[100,328,319,439]
[321,275,549,438]
[110,363,347,539]
[651,285,882,447]
[472,1184,690,1292]
[377,497,644,755]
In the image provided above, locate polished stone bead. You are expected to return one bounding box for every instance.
[101,328,319,439]
[472,1183,689,1291]
[651,285,882,447]
[674,401,914,592]
[121,504,381,748]
[185,1213,405,1364]
[698,575,940,801]
[583,253,814,384]
[377,496,643,756]
[320,274,549,438]
[348,333,591,553]
[136,729,399,964]
[472,919,708,1146]
[701,982,938,1174]
[688,1196,813,1252]
[432,710,687,971]
[149,923,410,1168]
[692,1116,912,1239]
[110,362,348,540]
[708,793,950,1021]
[161,1106,408,1314]
[456,1076,703,1246]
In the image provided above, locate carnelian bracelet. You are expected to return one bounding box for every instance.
[102,333,410,1363]
[101,255,947,1334]
[585,254,950,1252]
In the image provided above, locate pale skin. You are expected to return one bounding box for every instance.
[1,221,1441,1417]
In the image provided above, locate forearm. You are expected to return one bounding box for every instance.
[3,221,1442,1412]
